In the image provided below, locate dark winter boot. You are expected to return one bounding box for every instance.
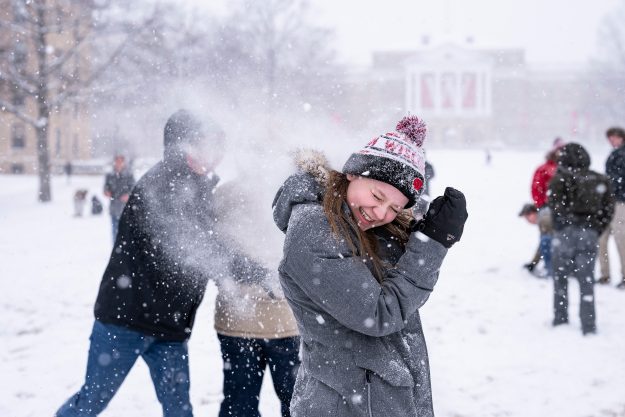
[597,276,611,285]
[616,278,625,290]
[523,261,538,273]
[582,326,597,336]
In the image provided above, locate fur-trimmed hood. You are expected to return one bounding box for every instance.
[292,148,331,186]
[272,149,332,232]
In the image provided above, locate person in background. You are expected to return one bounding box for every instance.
[55,109,269,417]
[529,138,564,278]
[64,160,73,184]
[598,127,625,289]
[213,174,300,417]
[548,143,614,335]
[413,158,435,219]
[103,154,135,241]
[272,115,467,416]
[518,203,542,275]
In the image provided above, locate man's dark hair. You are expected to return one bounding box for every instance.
[606,126,625,139]
[518,203,538,217]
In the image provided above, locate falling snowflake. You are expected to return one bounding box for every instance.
[116,275,131,289]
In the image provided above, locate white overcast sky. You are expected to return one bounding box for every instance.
[199,0,621,66]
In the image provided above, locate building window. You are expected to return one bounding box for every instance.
[12,124,26,149]
[408,68,491,117]
[440,73,456,109]
[56,128,62,157]
[12,1,27,24]
[420,73,435,109]
[461,73,477,109]
[12,43,27,68]
[11,85,25,107]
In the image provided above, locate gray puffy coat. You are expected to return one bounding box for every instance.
[273,171,447,417]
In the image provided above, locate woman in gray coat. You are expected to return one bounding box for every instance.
[272,116,468,417]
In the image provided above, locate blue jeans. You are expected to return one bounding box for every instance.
[539,233,553,277]
[55,320,193,417]
[218,334,300,417]
[111,215,120,242]
[552,227,598,333]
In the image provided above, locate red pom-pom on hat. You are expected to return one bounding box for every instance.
[413,177,423,191]
[396,115,427,147]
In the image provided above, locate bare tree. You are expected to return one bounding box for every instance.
[584,1,625,130]
[87,0,340,155]
[0,0,145,202]
[204,0,338,109]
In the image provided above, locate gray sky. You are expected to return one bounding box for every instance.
[201,0,621,66]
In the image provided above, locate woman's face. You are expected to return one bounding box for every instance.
[346,174,409,230]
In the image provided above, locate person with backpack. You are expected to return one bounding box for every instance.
[548,143,614,335]
[103,154,135,241]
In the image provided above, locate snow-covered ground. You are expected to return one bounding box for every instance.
[1,149,624,417]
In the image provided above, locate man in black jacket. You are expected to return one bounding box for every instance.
[598,127,625,288]
[548,143,614,335]
[56,109,268,417]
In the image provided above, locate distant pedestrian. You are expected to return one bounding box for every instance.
[103,154,135,241]
[598,127,625,289]
[64,161,73,184]
[548,143,614,335]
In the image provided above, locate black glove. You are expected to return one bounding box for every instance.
[523,262,537,272]
[412,187,468,248]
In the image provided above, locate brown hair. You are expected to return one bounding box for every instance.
[606,127,625,140]
[546,149,558,162]
[322,170,412,282]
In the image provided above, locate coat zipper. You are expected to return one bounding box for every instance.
[365,369,373,417]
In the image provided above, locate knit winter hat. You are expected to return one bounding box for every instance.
[163,109,224,160]
[342,115,427,208]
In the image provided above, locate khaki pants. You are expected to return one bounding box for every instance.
[598,202,625,279]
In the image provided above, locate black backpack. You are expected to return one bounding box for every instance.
[568,171,606,216]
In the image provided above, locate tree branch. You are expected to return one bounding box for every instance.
[44,29,92,77]
[0,64,38,95]
[0,99,39,127]
[49,18,153,107]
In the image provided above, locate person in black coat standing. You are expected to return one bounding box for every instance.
[548,143,614,335]
[597,127,625,288]
[56,109,268,417]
